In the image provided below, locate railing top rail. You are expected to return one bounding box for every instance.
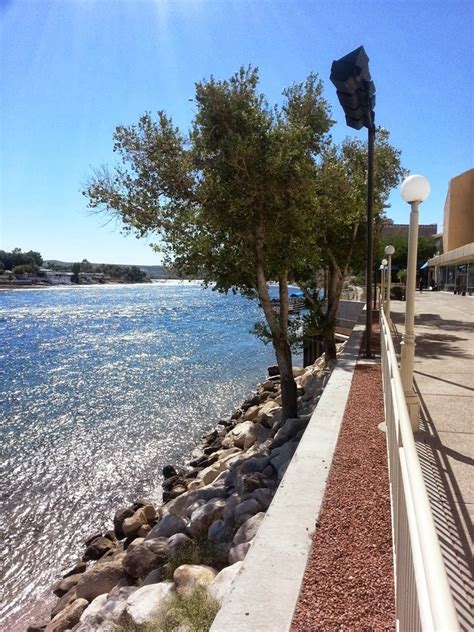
[380,310,459,631]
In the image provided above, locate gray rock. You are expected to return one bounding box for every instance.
[272,415,310,448]
[232,512,265,545]
[188,498,227,538]
[207,519,228,544]
[233,499,261,525]
[238,455,270,474]
[78,585,135,627]
[228,542,252,564]
[166,533,192,557]
[146,513,187,539]
[75,561,124,602]
[164,484,227,518]
[269,441,298,472]
[141,568,166,586]
[121,582,174,626]
[78,593,107,622]
[207,561,243,604]
[122,538,168,579]
[249,488,274,511]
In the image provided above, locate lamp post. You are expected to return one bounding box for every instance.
[330,46,376,358]
[379,264,384,309]
[384,244,395,323]
[381,258,387,311]
[400,174,431,430]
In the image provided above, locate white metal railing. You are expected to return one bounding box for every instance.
[380,309,459,631]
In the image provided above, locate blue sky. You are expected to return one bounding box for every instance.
[1,0,472,265]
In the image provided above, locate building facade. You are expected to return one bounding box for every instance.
[428,169,474,295]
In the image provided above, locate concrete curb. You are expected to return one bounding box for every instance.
[210,320,365,632]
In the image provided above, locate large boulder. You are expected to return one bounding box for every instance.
[113,507,134,539]
[122,505,156,538]
[197,460,228,485]
[164,484,227,518]
[45,598,88,632]
[78,585,136,627]
[122,538,168,579]
[230,421,261,450]
[232,512,265,546]
[249,488,274,511]
[173,564,218,598]
[228,542,252,564]
[207,519,228,544]
[233,498,261,526]
[51,587,77,619]
[53,573,83,597]
[188,498,227,538]
[207,561,243,604]
[242,405,259,421]
[256,400,281,427]
[75,561,124,602]
[146,513,187,540]
[121,582,174,626]
[83,536,116,562]
[78,594,108,622]
[269,441,298,473]
[272,415,310,448]
[166,533,192,558]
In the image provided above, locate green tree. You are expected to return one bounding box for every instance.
[71,262,81,284]
[12,263,39,276]
[294,129,406,358]
[84,66,334,419]
[377,234,437,269]
[0,248,43,270]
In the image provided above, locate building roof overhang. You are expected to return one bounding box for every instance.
[428,242,474,267]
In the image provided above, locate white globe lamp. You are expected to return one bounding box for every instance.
[401,174,431,203]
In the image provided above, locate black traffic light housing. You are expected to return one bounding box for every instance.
[330,46,376,130]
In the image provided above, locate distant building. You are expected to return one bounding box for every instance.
[428,168,474,294]
[380,220,438,239]
[40,269,74,285]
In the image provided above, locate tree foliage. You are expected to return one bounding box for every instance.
[293,129,406,358]
[0,248,43,271]
[84,66,334,418]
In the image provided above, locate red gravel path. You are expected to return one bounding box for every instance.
[292,334,395,631]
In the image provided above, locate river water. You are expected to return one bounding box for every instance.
[0,282,291,628]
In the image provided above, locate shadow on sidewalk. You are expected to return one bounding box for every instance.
[391,310,474,334]
[414,388,474,631]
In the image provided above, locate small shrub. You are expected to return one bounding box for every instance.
[160,586,220,632]
[164,539,228,580]
[390,285,405,301]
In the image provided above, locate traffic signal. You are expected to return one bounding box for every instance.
[330,46,376,130]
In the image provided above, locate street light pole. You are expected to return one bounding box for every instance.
[330,46,376,358]
[400,175,431,431]
[384,244,395,324]
[381,258,387,312]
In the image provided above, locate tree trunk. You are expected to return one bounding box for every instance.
[254,259,298,419]
[323,262,344,361]
[273,337,298,419]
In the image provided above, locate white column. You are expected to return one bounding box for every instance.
[386,254,392,323]
[400,200,420,430]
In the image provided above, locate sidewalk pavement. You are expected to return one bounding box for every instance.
[389,292,473,630]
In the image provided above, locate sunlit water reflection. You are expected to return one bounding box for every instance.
[0,282,291,627]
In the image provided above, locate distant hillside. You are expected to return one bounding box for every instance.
[44,260,182,279]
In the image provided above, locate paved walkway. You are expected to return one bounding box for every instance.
[390,292,473,630]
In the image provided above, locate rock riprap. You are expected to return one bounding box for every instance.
[31,351,340,632]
